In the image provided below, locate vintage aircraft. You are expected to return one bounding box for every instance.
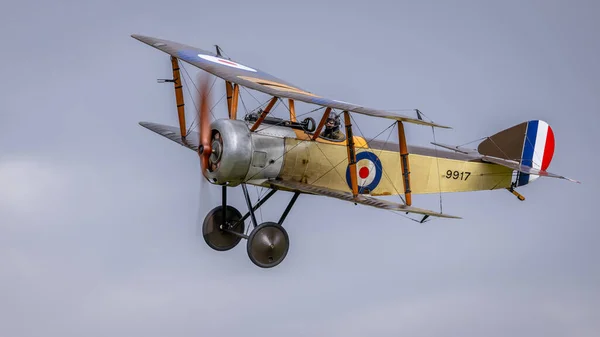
[131,34,579,268]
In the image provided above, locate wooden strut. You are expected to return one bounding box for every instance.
[225,81,233,119]
[170,56,187,138]
[288,99,297,122]
[250,97,278,131]
[230,83,240,120]
[312,107,332,140]
[343,111,359,198]
[397,121,412,206]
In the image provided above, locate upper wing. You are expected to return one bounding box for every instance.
[268,179,461,219]
[131,34,451,129]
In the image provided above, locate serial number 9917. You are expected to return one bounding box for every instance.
[445,170,471,180]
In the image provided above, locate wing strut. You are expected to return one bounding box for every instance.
[288,99,297,122]
[225,81,234,118]
[231,83,240,120]
[344,111,359,198]
[225,81,240,120]
[312,107,332,140]
[169,56,187,138]
[397,121,412,206]
[250,97,278,131]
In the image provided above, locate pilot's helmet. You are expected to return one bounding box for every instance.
[325,112,340,130]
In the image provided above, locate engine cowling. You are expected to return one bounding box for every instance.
[204,119,287,186]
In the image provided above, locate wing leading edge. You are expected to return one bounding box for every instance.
[131,34,451,129]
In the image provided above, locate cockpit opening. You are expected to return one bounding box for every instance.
[243,110,346,141]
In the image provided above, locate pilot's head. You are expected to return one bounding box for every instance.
[325,112,340,130]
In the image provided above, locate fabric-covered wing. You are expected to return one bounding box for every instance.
[131,34,451,129]
[268,179,461,219]
[481,155,580,183]
[139,121,199,152]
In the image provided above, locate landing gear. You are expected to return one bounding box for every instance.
[247,222,290,268]
[202,185,246,251]
[200,182,300,268]
[202,205,245,251]
[239,183,300,268]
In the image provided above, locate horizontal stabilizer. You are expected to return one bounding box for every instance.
[430,142,479,155]
[268,179,461,219]
[481,155,580,183]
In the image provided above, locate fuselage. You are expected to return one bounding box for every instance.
[205,119,513,195]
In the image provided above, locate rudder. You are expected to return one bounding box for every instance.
[478,120,555,186]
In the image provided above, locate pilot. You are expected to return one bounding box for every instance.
[321,112,344,140]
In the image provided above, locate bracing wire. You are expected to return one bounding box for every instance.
[348,114,407,205]
[431,126,443,214]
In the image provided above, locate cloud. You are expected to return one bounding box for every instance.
[323,287,600,337]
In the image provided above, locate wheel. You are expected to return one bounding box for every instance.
[202,206,245,251]
[247,222,290,268]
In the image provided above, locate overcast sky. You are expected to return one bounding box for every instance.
[1,0,598,336]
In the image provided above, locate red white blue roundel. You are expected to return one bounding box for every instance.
[345,152,382,194]
[197,54,257,72]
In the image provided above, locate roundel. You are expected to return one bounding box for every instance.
[345,152,382,194]
[197,54,257,72]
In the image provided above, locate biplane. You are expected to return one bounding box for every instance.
[131,34,579,268]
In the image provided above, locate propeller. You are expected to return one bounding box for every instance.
[195,72,218,238]
[196,72,212,177]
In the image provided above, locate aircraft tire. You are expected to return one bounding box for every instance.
[202,205,245,251]
[247,222,289,268]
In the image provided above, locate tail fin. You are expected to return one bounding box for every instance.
[478,120,556,186]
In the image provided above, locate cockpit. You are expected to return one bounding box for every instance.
[243,110,346,142]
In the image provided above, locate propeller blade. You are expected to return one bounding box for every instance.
[196,73,212,173]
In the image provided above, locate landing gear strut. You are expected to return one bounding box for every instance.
[201,183,300,268]
[241,183,300,268]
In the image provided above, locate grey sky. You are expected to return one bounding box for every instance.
[1,0,598,336]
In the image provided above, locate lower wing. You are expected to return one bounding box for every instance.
[268,179,461,219]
